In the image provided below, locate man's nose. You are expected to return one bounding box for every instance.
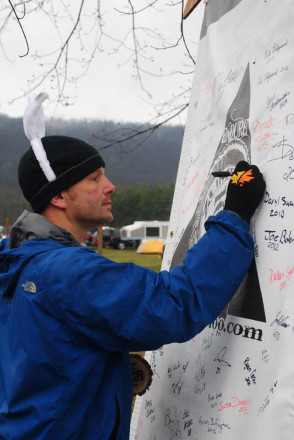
[105,178,115,194]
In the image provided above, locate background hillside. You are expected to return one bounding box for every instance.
[0,115,184,226]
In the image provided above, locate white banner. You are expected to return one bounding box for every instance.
[132,0,294,438]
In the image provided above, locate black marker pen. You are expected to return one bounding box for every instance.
[211,171,233,177]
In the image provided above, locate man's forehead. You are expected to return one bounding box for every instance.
[88,167,104,177]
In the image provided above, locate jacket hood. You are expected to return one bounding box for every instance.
[0,210,80,297]
[9,210,80,249]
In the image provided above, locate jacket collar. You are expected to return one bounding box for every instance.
[9,210,80,249]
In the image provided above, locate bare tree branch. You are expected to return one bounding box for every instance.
[91,100,188,151]
[115,0,157,15]
[0,0,201,150]
[7,0,29,57]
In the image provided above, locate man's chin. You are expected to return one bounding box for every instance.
[104,213,113,225]
[93,214,113,227]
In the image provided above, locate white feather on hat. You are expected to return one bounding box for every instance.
[23,92,56,182]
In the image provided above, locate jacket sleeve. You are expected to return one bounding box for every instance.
[49,210,254,352]
[0,238,9,251]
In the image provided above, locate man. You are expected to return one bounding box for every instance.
[0,94,265,439]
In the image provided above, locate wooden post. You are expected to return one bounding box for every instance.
[97,226,103,255]
[183,0,202,19]
[5,218,9,237]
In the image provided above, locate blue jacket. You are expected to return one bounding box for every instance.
[0,210,253,439]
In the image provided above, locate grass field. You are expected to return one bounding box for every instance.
[100,248,163,272]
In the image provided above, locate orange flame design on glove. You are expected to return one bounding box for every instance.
[230,169,255,187]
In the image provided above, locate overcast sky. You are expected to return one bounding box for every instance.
[0,1,204,124]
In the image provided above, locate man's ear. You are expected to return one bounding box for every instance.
[49,192,67,210]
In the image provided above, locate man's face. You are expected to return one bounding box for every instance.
[63,167,115,229]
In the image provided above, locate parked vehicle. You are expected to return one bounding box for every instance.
[108,221,170,250]
[101,227,116,248]
[84,227,116,248]
[84,221,169,250]
[84,230,98,248]
[120,220,169,242]
[109,228,137,250]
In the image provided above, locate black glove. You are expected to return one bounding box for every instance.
[224,161,266,223]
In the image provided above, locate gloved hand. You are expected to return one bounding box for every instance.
[224,161,266,223]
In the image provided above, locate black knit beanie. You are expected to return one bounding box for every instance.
[18,135,105,213]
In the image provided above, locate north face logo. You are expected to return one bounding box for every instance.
[22,281,37,293]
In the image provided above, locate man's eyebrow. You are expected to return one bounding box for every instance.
[90,170,99,178]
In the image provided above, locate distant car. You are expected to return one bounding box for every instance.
[84,227,138,250]
[84,230,98,248]
[102,227,116,248]
[84,227,117,249]
[109,228,138,250]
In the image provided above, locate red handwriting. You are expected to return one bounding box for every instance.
[218,396,251,415]
[269,268,284,283]
[200,83,212,95]
[209,133,217,144]
[185,159,206,192]
[182,173,207,217]
[182,162,207,217]
[269,265,294,291]
[252,116,278,151]
[252,115,275,133]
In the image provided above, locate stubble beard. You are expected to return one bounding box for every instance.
[78,206,113,230]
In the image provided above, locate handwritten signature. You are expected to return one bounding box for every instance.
[218,396,251,414]
[214,347,231,367]
[212,55,245,105]
[269,137,294,162]
[195,355,206,382]
[270,311,290,328]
